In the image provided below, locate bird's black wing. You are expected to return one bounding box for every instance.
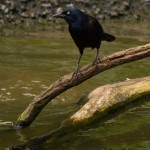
[86,15,104,38]
[87,16,115,42]
[84,15,104,48]
[68,15,104,52]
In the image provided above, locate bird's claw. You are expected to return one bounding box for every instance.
[72,67,82,79]
[92,57,102,66]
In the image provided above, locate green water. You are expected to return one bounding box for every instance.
[0,21,150,149]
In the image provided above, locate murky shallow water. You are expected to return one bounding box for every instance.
[0,21,150,149]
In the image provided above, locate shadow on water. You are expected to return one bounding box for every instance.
[0,20,150,149]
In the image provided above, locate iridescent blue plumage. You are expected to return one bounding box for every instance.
[53,8,115,73]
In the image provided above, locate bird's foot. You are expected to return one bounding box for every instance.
[72,67,82,79]
[92,57,102,66]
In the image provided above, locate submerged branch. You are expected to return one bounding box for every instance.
[13,43,150,128]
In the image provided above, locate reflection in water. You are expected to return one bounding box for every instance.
[16,130,27,143]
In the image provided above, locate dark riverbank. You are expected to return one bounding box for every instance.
[0,0,150,29]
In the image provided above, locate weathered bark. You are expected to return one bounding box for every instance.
[13,43,150,128]
[70,76,150,125]
[10,76,150,149]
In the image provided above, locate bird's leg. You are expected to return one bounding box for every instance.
[76,54,82,73]
[93,48,101,65]
[73,54,82,77]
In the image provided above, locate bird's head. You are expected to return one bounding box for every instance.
[52,8,87,25]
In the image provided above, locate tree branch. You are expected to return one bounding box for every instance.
[13,43,150,128]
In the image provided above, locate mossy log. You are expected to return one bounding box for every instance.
[13,43,150,128]
[70,76,150,125]
[10,76,150,149]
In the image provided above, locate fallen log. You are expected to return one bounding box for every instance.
[10,76,150,149]
[13,43,150,128]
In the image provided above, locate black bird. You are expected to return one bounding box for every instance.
[53,8,115,73]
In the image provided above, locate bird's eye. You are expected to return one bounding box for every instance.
[66,11,71,16]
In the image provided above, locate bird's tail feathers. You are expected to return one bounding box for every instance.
[103,33,115,42]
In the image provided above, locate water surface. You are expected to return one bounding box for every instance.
[0,21,150,149]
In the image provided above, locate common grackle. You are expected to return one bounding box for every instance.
[53,8,115,73]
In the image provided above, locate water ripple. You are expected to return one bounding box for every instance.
[0,120,13,126]
[22,93,36,98]
[0,79,49,101]
[31,80,41,83]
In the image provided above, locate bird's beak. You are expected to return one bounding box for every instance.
[52,13,65,18]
